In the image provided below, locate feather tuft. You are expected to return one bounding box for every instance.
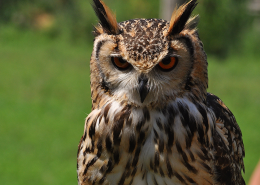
[92,0,120,35]
[168,0,198,36]
[185,15,200,30]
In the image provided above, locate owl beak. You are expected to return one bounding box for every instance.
[138,76,150,103]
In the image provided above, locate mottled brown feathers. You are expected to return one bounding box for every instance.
[77,0,245,184]
[168,0,198,36]
[93,0,119,35]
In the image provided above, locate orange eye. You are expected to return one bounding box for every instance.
[111,57,130,70]
[158,56,178,71]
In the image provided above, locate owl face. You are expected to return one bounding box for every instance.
[91,0,208,108]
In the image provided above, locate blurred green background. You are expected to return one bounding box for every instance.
[0,0,259,184]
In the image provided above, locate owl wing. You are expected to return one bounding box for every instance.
[206,93,245,185]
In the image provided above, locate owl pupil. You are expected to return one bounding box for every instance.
[119,58,126,64]
[162,57,171,65]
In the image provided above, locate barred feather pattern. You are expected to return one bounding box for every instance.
[77,93,245,185]
[77,0,245,184]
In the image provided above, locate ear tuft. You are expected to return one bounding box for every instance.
[92,0,120,35]
[185,15,199,30]
[168,0,198,36]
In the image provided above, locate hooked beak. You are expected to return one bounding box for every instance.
[138,75,150,103]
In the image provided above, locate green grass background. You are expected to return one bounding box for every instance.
[0,27,259,184]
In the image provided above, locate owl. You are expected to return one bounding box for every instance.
[77,0,245,184]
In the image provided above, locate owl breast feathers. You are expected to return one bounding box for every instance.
[77,0,245,185]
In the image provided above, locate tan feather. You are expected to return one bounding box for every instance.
[93,0,119,35]
[168,0,198,36]
[99,0,119,34]
[169,5,185,33]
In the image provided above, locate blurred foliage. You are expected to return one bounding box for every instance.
[194,0,252,57]
[0,0,159,43]
[0,0,259,54]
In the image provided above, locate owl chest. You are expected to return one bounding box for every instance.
[79,102,215,185]
[104,109,214,185]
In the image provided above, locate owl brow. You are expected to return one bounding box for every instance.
[175,35,194,57]
[166,47,181,58]
[109,40,121,57]
[166,53,181,58]
[110,53,121,57]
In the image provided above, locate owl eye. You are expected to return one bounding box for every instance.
[158,56,178,71]
[111,57,130,70]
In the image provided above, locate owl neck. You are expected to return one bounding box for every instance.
[89,94,214,150]
[91,84,207,111]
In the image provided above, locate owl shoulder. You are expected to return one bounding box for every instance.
[206,93,245,185]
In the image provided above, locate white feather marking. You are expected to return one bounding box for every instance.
[173,115,188,147]
[107,101,121,122]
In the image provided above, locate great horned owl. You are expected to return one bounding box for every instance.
[77,0,245,184]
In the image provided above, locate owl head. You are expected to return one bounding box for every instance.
[90,0,208,108]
